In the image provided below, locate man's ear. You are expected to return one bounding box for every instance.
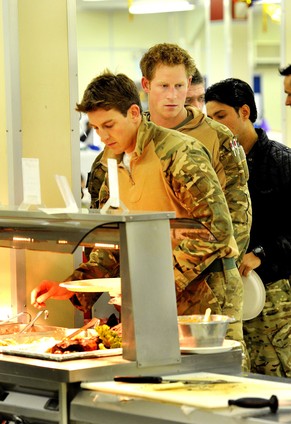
[187,76,192,89]
[241,104,251,120]
[129,104,140,119]
[141,76,150,93]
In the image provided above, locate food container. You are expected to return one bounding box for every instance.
[0,328,122,362]
[0,323,64,336]
[178,315,235,348]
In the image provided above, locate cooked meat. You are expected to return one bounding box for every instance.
[47,336,100,354]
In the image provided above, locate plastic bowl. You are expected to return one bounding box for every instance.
[178,314,235,348]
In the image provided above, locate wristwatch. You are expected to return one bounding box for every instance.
[252,246,266,261]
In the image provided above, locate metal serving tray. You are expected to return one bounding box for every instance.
[0,328,122,361]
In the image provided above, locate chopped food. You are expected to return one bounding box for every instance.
[95,324,122,349]
[46,325,122,354]
[0,324,122,356]
[0,338,18,346]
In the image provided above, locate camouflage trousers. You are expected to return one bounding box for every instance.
[243,278,291,378]
[207,265,250,373]
[177,260,250,372]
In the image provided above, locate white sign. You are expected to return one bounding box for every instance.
[22,158,41,205]
[107,158,120,208]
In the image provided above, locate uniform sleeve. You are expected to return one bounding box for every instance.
[220,138,252,264]
[168,142,238,290]
[66,248,120,313]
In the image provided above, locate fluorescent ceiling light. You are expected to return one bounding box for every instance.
[129,0,195,14]
[254,0,281,3]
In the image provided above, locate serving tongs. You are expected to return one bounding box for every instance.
[49,317,99,351]
[19,309,49,334]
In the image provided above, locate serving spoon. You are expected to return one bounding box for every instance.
[19,310,49,334]
[203,308,211,322]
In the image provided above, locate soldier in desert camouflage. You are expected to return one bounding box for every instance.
[31,70,249,371]
[139,43,252,267]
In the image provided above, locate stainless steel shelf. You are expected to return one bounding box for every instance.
[0,208,175,253]
[0,207,182,368]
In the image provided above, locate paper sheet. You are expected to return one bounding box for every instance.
[22,158,42,205]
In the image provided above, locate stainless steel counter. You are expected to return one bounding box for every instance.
[0,348,242,423]
[0,209,181,367]
[70,390,291,424]
[70,372,291,424]
[0,209,253,424]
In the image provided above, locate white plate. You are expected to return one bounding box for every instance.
[242,270,266,321]
[60,278,121,293]
[180,339,241,354]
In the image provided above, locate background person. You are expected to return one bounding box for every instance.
[205,77,291,377]
[279,64,291,107]
[31,70,248,370]
[185,67,205,111]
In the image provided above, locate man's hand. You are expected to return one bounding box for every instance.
[31,280,73,309]
[239,252,261,277]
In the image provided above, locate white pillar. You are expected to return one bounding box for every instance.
[206,0,251,86]
[0,0,81,326]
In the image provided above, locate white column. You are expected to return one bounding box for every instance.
[2,0,23,206]
[0,0,81,327]
[1,0,25,318]
[206,0,251,86]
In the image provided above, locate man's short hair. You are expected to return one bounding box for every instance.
[279,65,291,76]
[140,43,196,81]
[76,70,142,116]
[191,68,204,86]
[205,78,257,123]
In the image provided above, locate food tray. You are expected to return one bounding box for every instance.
[0,344,122,361]
[0,328,122,361]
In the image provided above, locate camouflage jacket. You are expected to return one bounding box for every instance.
[162,106,252,265]
[70,116,238,312]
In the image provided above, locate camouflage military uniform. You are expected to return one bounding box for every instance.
[69,116,249,370]
[243,129,291,377]
[169,106,252,265]
[243,279,291,377]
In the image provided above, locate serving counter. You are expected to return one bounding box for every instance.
[1,209,286,424]
[70,388,291,424]
[0,348,242,423]
[0,209,181,367]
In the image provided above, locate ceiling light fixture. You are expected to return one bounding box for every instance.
[253,1,281,4]
[129,0,195,15]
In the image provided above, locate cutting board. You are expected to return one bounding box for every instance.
[81,372,291,409]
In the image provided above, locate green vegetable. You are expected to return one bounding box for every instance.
[95,324,122,349]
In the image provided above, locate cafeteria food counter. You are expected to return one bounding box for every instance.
[0,347,242,423]
[70,392,291,424]
[71,372,291,424]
